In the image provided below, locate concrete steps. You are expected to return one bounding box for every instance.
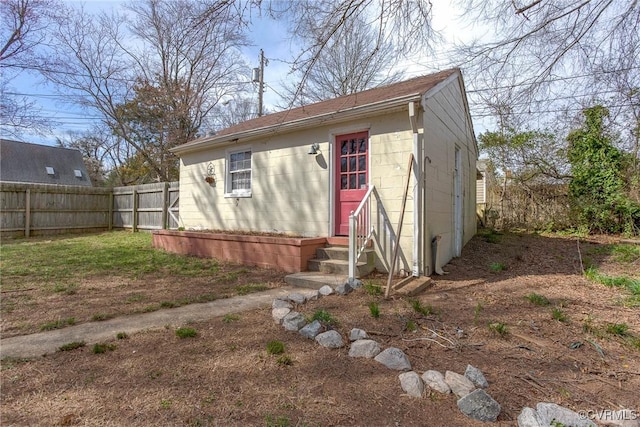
[284,244,377,289]
[307,246,376,277]
[283,272,348,289]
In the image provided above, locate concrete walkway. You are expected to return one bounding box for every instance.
[1,286,298,359]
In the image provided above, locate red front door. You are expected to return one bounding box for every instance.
[335,132,368,236]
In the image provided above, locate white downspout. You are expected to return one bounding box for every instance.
[408,102,421,277]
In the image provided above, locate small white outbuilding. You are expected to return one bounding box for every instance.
[172,68,478,278]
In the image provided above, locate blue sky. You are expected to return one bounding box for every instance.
[6,0,480,146]
[6,0,300,144]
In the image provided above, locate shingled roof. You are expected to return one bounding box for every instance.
[0,139,92,186]
[174,68,461,154]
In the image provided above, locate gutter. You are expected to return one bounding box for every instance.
[173,93,423,155]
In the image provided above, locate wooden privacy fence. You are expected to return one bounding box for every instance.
[0,181,179,238]
[112,182,180,231]
[483,183,571,230]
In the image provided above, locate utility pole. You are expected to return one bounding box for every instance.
[253,49,267,117]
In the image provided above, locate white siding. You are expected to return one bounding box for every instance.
[178,110,415,265]
[179,130,331,236]
[476,174,486,204]
[177,74,477,276]
[422,76,477,274]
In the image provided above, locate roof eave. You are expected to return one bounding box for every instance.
[172,93,423,156]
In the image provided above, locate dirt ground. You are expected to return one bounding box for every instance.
[1,263,286,339]
[1,232,639,426]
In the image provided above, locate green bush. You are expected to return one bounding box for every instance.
[567,105,640,235]
[310,309,338,325]
[175,327,197,338]
[266,340,285,355]
[58,341,85,352]
[93,343,117,354]
[368,302,380,318]
[526,293,550,306]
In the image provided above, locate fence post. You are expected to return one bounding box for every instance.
[162,182,169,230]
[25,189,31,238]
[108,191,113,231]
[132,189,138,232]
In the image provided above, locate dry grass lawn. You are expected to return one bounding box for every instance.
[1,230,639,426]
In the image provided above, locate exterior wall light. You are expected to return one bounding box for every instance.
[308,143,320,155]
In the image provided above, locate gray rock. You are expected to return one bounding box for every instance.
[272,307,291,324]
[335,281,352,295]
[421,370,451,394]
[594,409,640,427]
[318,285,334,296]
[536,403,596,427]
[299,320,323,339]
[287,293,306,304]
[348,339,381,358]
[349,328,368,341]
[348,278,363,289]
[315,330,344,348]
[282,311,306,331]
[517,407,544,427]
[444,370,475,398]
[464,364,489,388]
[272,299,292,309]
[301,289,320,301]
[457,389,501,422]
[374,347,411,371]
[399,371,424,398]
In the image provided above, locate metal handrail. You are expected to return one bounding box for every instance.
[348,185,376,280]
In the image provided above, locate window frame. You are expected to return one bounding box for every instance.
[224,146,252,198]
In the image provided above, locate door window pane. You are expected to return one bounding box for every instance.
[358,138,366,153]
[349,174,356,189]
[358,155,366,171]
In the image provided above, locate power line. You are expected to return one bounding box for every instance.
[470,102,638,118]
[4,63,255,87]
[468,91,637,111]
[465,67,640,93]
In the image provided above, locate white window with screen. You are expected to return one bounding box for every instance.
[225,148,252,197]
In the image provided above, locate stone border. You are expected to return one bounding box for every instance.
[270,282,619,426]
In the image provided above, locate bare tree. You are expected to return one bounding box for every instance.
[56,128,117,186]
[593,37,640,170]
[213,0,437,105]
[456,1,639,89]
[212,96,260,130]
[455,1,639,119]
[0,0,60,137]
[0,0,59,63]
[278,13,404,105]
[43,0,250,183]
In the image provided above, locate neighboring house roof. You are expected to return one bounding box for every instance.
[174,68,465,155]
[0,139,92,186]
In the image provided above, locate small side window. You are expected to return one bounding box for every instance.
[225,148,252,197]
